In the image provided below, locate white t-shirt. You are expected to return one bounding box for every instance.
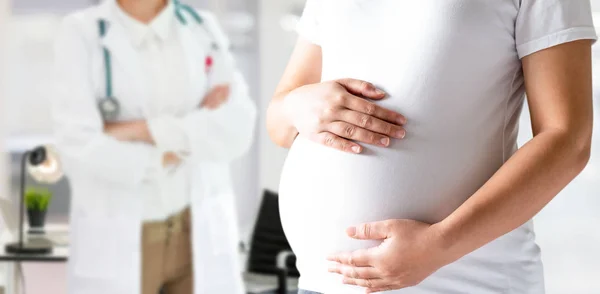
[279,1,597,293]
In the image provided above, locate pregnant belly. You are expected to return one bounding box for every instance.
[279,135,502,276]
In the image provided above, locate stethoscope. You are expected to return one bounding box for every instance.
[97,1,221,121]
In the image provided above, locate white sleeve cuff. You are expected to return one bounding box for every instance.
[296,20,321,45]
[517,27,598,59]
[143,147,163,181]
[147,116,191,157]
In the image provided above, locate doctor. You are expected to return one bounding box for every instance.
[51,0,256,293]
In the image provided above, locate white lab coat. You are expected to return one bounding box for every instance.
[50,2,256,294]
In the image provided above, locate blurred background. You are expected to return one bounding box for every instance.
[0,0,599,293]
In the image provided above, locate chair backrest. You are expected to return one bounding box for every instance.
[247,190,299,277]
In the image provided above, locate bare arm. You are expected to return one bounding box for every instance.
[437,39,593,260]
[267,39,323,148]
[267,39,407,152]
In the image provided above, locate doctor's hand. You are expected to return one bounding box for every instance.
[283,79,407,154]
[162,151,182,168]
[200,85,230,110]
[327,220,452,293]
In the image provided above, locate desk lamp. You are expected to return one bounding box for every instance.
[5,145,63,254]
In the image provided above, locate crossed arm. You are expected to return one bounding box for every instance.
[103,85,230,166]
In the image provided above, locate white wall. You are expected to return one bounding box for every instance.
[0,0,11,290]
[0,0,8,207]
[258,0,303,192]
[0,0,9,201]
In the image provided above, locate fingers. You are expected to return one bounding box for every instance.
[343,95,407,126]
[162,152,182,167]
[205,97,226,109]
[347,221,391,240]
[200,90,217,108]
[335,79,386,100]
[366,287,395,294]
[326,122,391,147]
[328,264,380,280]
[309,132,363,154]
[327,248,371,267]
[342,277,388,289]
[201,86,230,109]
[337,110,406,139]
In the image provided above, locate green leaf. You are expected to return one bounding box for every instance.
[24,187,52,211]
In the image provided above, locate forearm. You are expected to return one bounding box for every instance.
[55,129,162,187]
[104,120,155,145]
[132,121,154,144]
[436,129,591,261]
[148,87,256,162]
[266,90,299,148]
[182,98,256,162]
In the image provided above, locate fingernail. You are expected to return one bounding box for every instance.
[397,116,407,125]
[351,146,361,153]
[395,130,406,139]
[380,137,390,146]
[346,227,356,236]
[375,89,386,96]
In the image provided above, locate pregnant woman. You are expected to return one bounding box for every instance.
[267,1,596,293]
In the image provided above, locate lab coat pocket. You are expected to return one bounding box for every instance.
[72,216,122,279]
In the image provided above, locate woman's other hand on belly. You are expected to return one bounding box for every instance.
[327,219,452,293]
[284,79,407,153]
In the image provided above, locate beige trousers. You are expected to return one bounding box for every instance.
[142,208,193,294]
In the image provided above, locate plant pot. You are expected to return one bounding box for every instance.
[27,209,47,228]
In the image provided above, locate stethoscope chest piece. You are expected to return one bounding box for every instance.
[99,96,120,121]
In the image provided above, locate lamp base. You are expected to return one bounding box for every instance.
[28,228,46,235]
[5,242,52,255]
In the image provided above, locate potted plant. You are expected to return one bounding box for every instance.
[24,187,52,230]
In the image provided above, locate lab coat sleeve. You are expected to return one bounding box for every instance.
[52,15,161,187]
[147,11,257,163]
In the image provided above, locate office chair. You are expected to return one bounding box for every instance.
[243,190,298,294]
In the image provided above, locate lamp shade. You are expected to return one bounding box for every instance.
[26,145,63,184]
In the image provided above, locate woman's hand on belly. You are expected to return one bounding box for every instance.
[284,78,407,153]
[327,219,450,293]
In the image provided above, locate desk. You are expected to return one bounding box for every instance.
[0,246,68,294]
[0,223,69,262]
[0,246,68,262]
[0,224,69,294]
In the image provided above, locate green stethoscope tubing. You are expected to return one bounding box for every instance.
[99,20,113,98]
[98,1,212,120]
